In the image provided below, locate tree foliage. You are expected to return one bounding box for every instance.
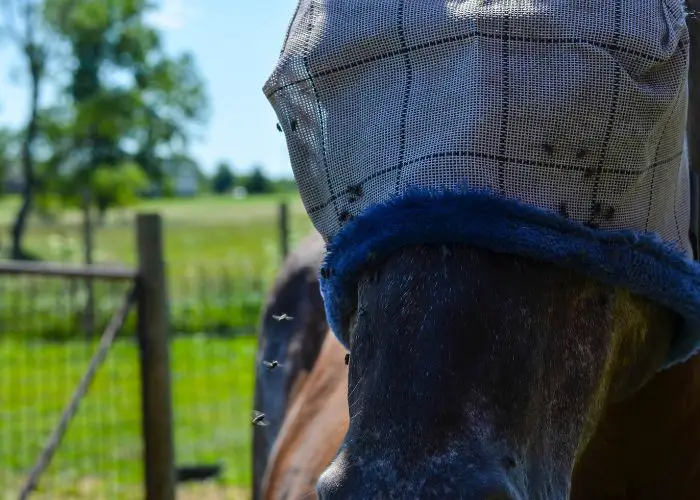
[0,0,209,259]
[40,0,209,211]
[244,166,273,195]
[211,161,235,194]
[0,128,17,186]
[0,0,55,258]
[92,161,149,211]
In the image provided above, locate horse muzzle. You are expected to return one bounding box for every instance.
[315,450,527,500]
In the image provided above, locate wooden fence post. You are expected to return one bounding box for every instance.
[82,189,95,337]
[279,201,289,260]
[136,213,176,500]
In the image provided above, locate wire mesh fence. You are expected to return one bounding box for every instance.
[0,201,314,498]
[167,266,261,497]
[0,276,142,499]
[0,268,264,499]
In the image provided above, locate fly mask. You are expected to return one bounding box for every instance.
[264,0,700,369]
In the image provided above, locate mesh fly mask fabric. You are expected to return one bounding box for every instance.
[264,0,700,369]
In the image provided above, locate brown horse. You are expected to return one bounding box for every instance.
[252,232,329,500]
[260,328,348,500]
[254,237,700,499]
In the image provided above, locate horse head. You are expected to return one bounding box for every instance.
[315,245,676,499]
[262,1,700,498]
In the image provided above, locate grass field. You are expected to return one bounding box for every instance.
[0,193,316,339]
[0,194,317,498]
[0,194,315,288]
[0,329,257,499]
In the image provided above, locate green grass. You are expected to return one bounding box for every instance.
[0,335,257,499]
[0,194,316,498]
[0,194,316,340]
[0,194,315,290]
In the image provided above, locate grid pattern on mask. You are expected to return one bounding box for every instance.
[264,0,691,256]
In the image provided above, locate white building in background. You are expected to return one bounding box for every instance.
[173,167,199,197]
[232,186,247,199]
[155,155,203,197]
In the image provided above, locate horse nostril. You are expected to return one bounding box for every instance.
[315,483,329,500]
[316,466,358,500]
[502,455,517,470]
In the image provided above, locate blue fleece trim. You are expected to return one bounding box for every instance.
[319,188,700,370]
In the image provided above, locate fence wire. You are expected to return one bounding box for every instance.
[0,204,310,498]
[0,268,262,499]
[0,276,142,499]
[18,285,137,499]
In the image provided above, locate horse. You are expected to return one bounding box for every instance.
[252,232,329,499]
[253,233,700,500]
[252,232,346,500]
[253,1,700,497]
[258,324,348,500]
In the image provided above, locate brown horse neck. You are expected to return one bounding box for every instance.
[574,354,700,499]
[261,331,349,500]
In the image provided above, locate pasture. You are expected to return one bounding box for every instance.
[0,194,313,284]
[0,194,315,498]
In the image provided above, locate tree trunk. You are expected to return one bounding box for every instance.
[11,188,33,260]
[11,39,41,260]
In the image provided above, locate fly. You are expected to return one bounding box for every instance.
[273,313,294,321]
[252,411,269,427]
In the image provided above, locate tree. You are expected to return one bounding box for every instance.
[0,0,53,259]
[92,161,148,219]
[38,0,209,255]
[271,177,298,194]
[38,0,208,334]
[211,161,235,194]
[245,166,272,195]
[0,128,17,194]
[42,0,209,210]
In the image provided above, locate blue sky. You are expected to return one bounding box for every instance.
[0,0,300,178]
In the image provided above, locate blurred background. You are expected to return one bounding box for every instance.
[0,0,307,498]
